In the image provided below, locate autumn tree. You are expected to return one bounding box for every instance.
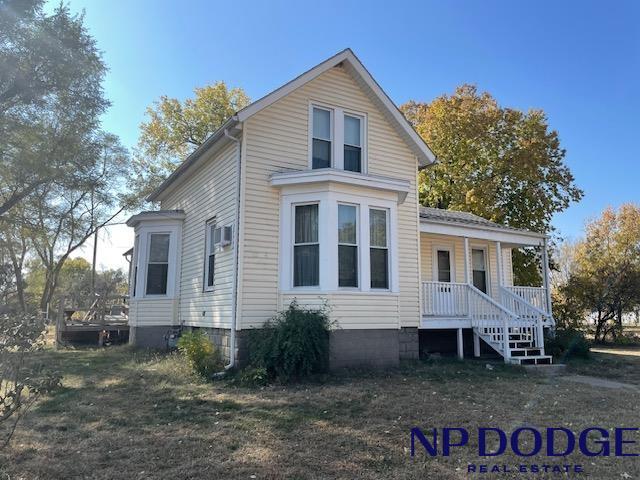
[130,82,250,201]
[401,85,583,284]
[564,204,640,342]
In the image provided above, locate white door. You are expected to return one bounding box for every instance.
[436,249,455,314]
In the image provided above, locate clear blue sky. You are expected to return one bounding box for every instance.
[50,0,638,263]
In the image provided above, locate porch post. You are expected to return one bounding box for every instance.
[495,241,503,288]
[463,237,471,284]
[473,332,480,357]
[457,328,464,359]
[542,237,553,317]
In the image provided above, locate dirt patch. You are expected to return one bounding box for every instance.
[560,374,640,391]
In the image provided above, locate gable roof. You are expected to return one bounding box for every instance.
[419,207,546,238]
[148,48,435,202]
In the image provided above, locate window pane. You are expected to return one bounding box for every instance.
[312,139,331,169]
[146,264,168,294]
[472,249,486,270]
[344,145,361,173]
[338,245,358,287]
[207,254,215,287]
[294,245,319,286]
[437,250,451,282]
[473,270,487,293]
[295,204,318,243]
[344,115,361,146]
[370,248,389,289]
[149,234,170,262]
[313,108,331,140]
[338,205,357,244]
[369,209,387,247]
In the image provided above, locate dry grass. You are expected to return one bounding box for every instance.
[1,347,639,479]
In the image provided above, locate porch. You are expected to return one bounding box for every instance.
[418,208,554,365]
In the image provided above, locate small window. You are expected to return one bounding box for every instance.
[344,114,362,173]
[146,233,170,295]
[132,235,139,297]
[437,250,451,283]
[338,204,358,287]
[293,204,319,286]
[472,249,488,293]
[204,220,216,290]
[369,208,389,289]
[312,107,332,169]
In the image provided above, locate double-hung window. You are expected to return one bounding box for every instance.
[369,208,389,289]
[338,204,358,287]
[204,220,216,291]
[312,107,332,169]
[344,114,362,173]
[146,233,170,295]
[293,204,319,287]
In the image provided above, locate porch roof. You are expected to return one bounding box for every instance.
[419,207,546,247]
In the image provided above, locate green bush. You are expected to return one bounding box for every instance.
[247,300,332,383]
[545,328,591,360]
[176,330,222,378]
[237,366,270,387]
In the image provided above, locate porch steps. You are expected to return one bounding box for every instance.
[509,355,553,365]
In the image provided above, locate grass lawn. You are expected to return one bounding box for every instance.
[1,347,639,479]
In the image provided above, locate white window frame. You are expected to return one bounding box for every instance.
[280,191,397,294]
[309,105,334,169]
[131,234,139,297]
[308,101,367,173]
[292,202,321,289]
[470,244,491,294]
[145,232,172,297]
[337,202,360,289]
[204,218,216,292]
[432,244,456,283]
[369,207,391,291]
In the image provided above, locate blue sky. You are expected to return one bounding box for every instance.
[49,0,639,269]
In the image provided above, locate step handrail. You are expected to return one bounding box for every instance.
[500,286,549,317]
[468,284,518,319]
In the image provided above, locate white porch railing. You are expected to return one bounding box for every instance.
[504,286,548,314]
[422,281,469,317]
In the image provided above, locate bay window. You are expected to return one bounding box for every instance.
[293,204,319,287]
[338,204,358,287]
[146,233,170,295]
[369,208,389,289]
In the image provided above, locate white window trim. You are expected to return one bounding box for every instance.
[280,191,398,294]
[470,244,491,294]
[337,202,360,289]
[131,222,182,300]
[203,218,216,292]
[432,244,456,283]
[291,202,321,289]
[308,101,368,173]
[369,207,392,291]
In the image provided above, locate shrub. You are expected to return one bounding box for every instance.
[247,300,332,383]
[544,328,591,360]
[237,367,269,387]
[176,330,222,378]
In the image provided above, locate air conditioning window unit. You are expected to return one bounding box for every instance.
[213,225,233,249]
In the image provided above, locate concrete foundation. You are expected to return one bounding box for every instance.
[329,329,399,369]
[129,325,175,349]
[398,327,419,360]
[187,327,249,366]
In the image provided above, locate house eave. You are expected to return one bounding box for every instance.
[419,218,546,247]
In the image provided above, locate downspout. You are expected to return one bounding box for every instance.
[224,127,241,370]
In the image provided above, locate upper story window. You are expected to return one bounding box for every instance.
[146,233,170,295]
[310,103,366,172]
[204,219,216,291]
[344,115,362,173]
[312,107,332,169]
[293,204,319,287]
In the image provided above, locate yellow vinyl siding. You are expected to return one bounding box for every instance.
[128,298,178,326]
[239,65,420,329]
[160,142,238,328]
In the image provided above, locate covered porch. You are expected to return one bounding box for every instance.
[418,208,554,364]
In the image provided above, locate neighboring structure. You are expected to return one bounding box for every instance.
[126,49,554,368]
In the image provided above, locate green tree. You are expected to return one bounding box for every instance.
[401,85,583,284]
[131,82,250,201]
[565,204,640,342]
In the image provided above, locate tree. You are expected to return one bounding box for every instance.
[130,82,250,201]
[0,0,110,217]
[401,85,583,284]
[565,204,640,342]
